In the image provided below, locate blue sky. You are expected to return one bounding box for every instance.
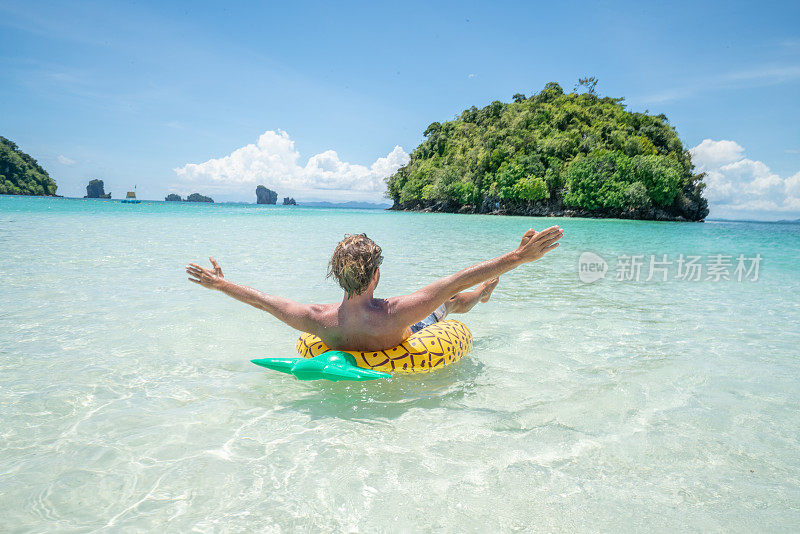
[1,0,798,219]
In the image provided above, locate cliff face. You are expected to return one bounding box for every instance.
[256,185,278,204]
[0,137,58,196]
[391,196,707,222]
[84,179,111,199]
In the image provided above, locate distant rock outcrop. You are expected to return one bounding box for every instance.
[165,193,182,201]
[283,197,297,205]
[256,185,278,204]
[186,193,213,203]
[84,179,111,199]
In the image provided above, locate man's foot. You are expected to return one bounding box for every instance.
[480,277,499,303]
[447,278,500,313]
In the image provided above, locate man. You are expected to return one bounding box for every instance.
[186,226,563,351]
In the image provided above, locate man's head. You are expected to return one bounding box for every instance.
[327,234,383,298]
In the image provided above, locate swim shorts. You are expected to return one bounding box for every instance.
[409,303,448,333]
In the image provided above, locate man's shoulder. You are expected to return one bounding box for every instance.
[372,297,402,314]
[308,302,336,316]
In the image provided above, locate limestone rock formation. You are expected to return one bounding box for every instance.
[256,185,278,204]
[84,179,111,199]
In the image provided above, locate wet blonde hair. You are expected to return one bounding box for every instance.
[328,234,383,298]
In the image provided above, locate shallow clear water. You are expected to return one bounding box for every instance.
[1,195,799,532]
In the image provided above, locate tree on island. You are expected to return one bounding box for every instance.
[256,185,278,204]
[165,193,182,201]
[386,81,708,221]
[0,136,58,196]
[84,179,111,198]
[574,76,598,95]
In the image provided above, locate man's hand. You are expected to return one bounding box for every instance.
[519,228,538,248]
[186,257,225,290]
[515,226,563,263]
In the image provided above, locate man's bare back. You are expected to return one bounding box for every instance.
[186,226,563,351]
[296,278,499,351]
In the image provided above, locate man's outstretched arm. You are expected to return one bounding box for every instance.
[388,226,563,326]
[186,258,319,332]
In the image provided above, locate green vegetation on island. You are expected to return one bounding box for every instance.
[165,193,214,202]
[386,81,709,221]
[185,193,214,203]
[0,137,58,196]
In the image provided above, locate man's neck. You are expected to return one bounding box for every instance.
[341,290,374,308]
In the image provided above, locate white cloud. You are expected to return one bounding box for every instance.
[468,73,476,79]
[725,65,800,83]
[689,139,744,170]
[690,139,800,217]
[786,172,800,198]
[174,130,409,200]
[57,154,76,166]
[638,63,800,104]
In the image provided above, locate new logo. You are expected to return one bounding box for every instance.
[578,252,607,283]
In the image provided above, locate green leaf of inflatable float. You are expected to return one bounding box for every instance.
[251,351,391,381]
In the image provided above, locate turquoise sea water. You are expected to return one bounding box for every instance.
[1,195,799,532]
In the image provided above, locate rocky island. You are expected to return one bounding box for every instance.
[0,136,58,196]
[84,179,111,198]
[386,82,708,221]
[283,197,296,205]
[185,193,213,203]
[165,193,213,202]
[256,185,278,204]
